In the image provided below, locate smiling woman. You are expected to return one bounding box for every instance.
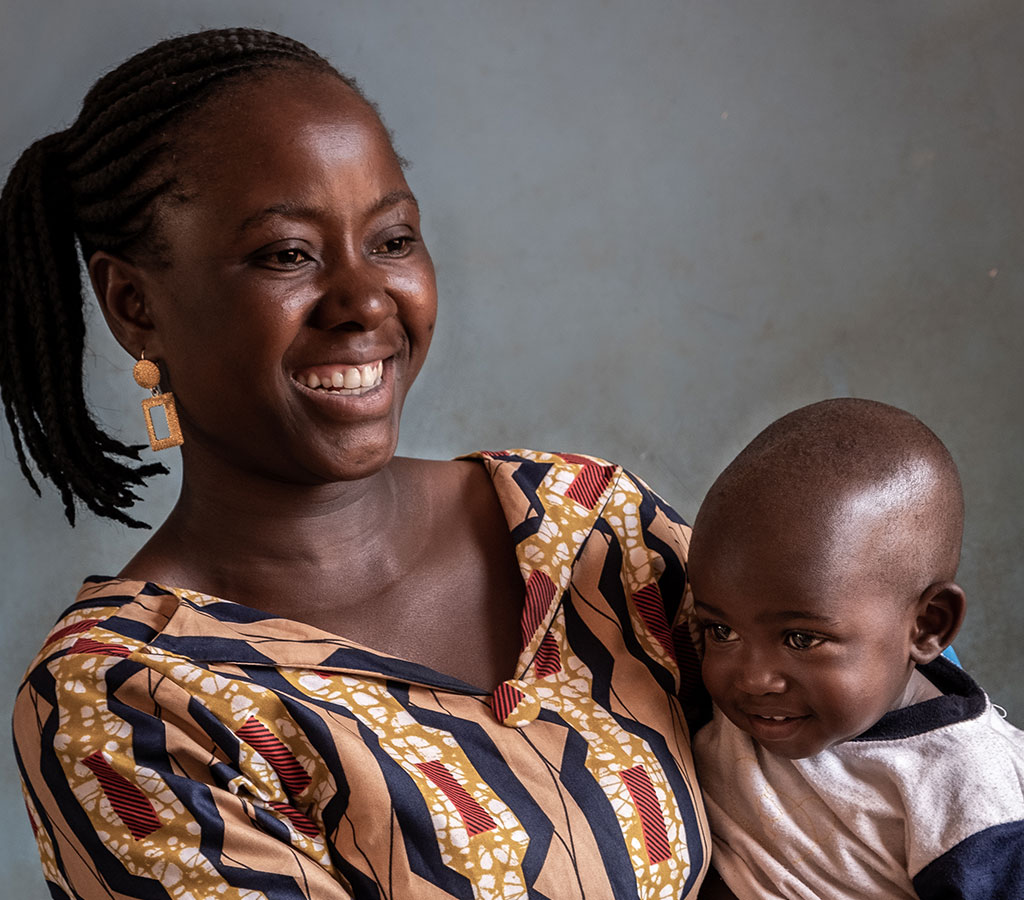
[91,70,438,489]
[2,28,712,900]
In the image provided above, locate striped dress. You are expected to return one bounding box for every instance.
[14,450,710,899]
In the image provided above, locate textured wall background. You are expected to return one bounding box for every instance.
[2,1,1022,893]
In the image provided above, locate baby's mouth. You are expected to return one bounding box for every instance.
[741,708,811,733]
[295,361,384,394]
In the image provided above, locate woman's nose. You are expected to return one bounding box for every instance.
[309,263,397,332]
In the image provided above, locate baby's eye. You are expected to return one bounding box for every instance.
[784,631,824,651]
[371,236,413,257]
[705,623,738,643]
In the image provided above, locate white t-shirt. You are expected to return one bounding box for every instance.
[693,658,1024,899]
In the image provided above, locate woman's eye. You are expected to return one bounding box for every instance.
[784,632,824,651]
[705,623,737,643]
[257,247,314,269]
[372,236,413,257]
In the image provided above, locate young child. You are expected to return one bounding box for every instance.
[689,398,1024,900]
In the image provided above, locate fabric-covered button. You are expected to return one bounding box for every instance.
[491,679,541,728]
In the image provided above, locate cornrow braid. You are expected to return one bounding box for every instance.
[0,28,359,527]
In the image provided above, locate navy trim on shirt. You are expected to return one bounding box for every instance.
[913,820,1024,900]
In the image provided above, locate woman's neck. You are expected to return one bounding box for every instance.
[120,453,430,612]
[118,453,526,690]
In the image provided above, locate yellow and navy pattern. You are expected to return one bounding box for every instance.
[14,450,710,899]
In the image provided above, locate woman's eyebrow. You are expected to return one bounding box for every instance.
[235,203,323,235]
[371,189,419,214]
[235,190,419,236]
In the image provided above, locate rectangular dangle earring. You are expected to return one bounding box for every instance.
[133,353,184,451]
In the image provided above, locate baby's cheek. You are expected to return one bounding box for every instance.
[818,676,880,734]
[699,654,730,706]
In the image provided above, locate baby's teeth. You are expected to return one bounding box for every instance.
[308,373,321,388]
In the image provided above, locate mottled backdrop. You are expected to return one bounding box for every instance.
[2,1,1021,893]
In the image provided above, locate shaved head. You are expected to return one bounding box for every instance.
[690,399,967,756]
[692,399,964,601]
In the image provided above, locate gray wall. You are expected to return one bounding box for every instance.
[2,1,1021,894]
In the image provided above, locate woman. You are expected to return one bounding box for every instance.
[5,28,710,899]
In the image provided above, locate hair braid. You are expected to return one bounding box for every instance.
[2,131,166,527]
[0,28,358,526]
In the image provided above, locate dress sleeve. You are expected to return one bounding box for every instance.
[613,468,710,728]
[14,641,353,900]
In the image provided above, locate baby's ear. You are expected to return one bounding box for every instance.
[909,581,966,665]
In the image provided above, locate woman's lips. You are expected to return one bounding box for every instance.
[294,360,384,394]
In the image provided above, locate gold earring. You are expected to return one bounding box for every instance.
[133,352,183,451]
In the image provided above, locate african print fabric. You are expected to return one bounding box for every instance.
[14,450,710,899]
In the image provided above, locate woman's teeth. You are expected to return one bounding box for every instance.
[297,361,384,392]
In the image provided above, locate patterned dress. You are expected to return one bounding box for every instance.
[14,450,710,899]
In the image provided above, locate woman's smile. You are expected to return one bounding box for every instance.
[294,361,385,392]
[133,70,437,485]
[291,358,395,416]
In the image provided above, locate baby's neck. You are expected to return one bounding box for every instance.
[890,665,944,711]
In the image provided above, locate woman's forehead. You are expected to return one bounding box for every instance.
[176,69,393,168]
[135,73,412,252]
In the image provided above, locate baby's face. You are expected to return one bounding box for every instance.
[690,524,922,759]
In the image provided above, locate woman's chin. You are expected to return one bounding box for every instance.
[179,419,402,491]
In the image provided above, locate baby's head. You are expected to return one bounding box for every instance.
[689,398,965,759]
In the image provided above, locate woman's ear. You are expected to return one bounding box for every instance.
[88,251,158,357]
[909,581,966,665]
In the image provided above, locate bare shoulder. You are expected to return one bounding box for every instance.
[392,455,481,478]
[391,455,494,506]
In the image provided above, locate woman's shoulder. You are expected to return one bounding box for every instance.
[460,447,616,467]
[463,448,688,523]
[18,577,178,680]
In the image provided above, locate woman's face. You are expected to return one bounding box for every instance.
[138,70,436,485]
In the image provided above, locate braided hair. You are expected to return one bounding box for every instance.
[0,28,360,527]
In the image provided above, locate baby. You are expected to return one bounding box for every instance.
[689,399,1024,899]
